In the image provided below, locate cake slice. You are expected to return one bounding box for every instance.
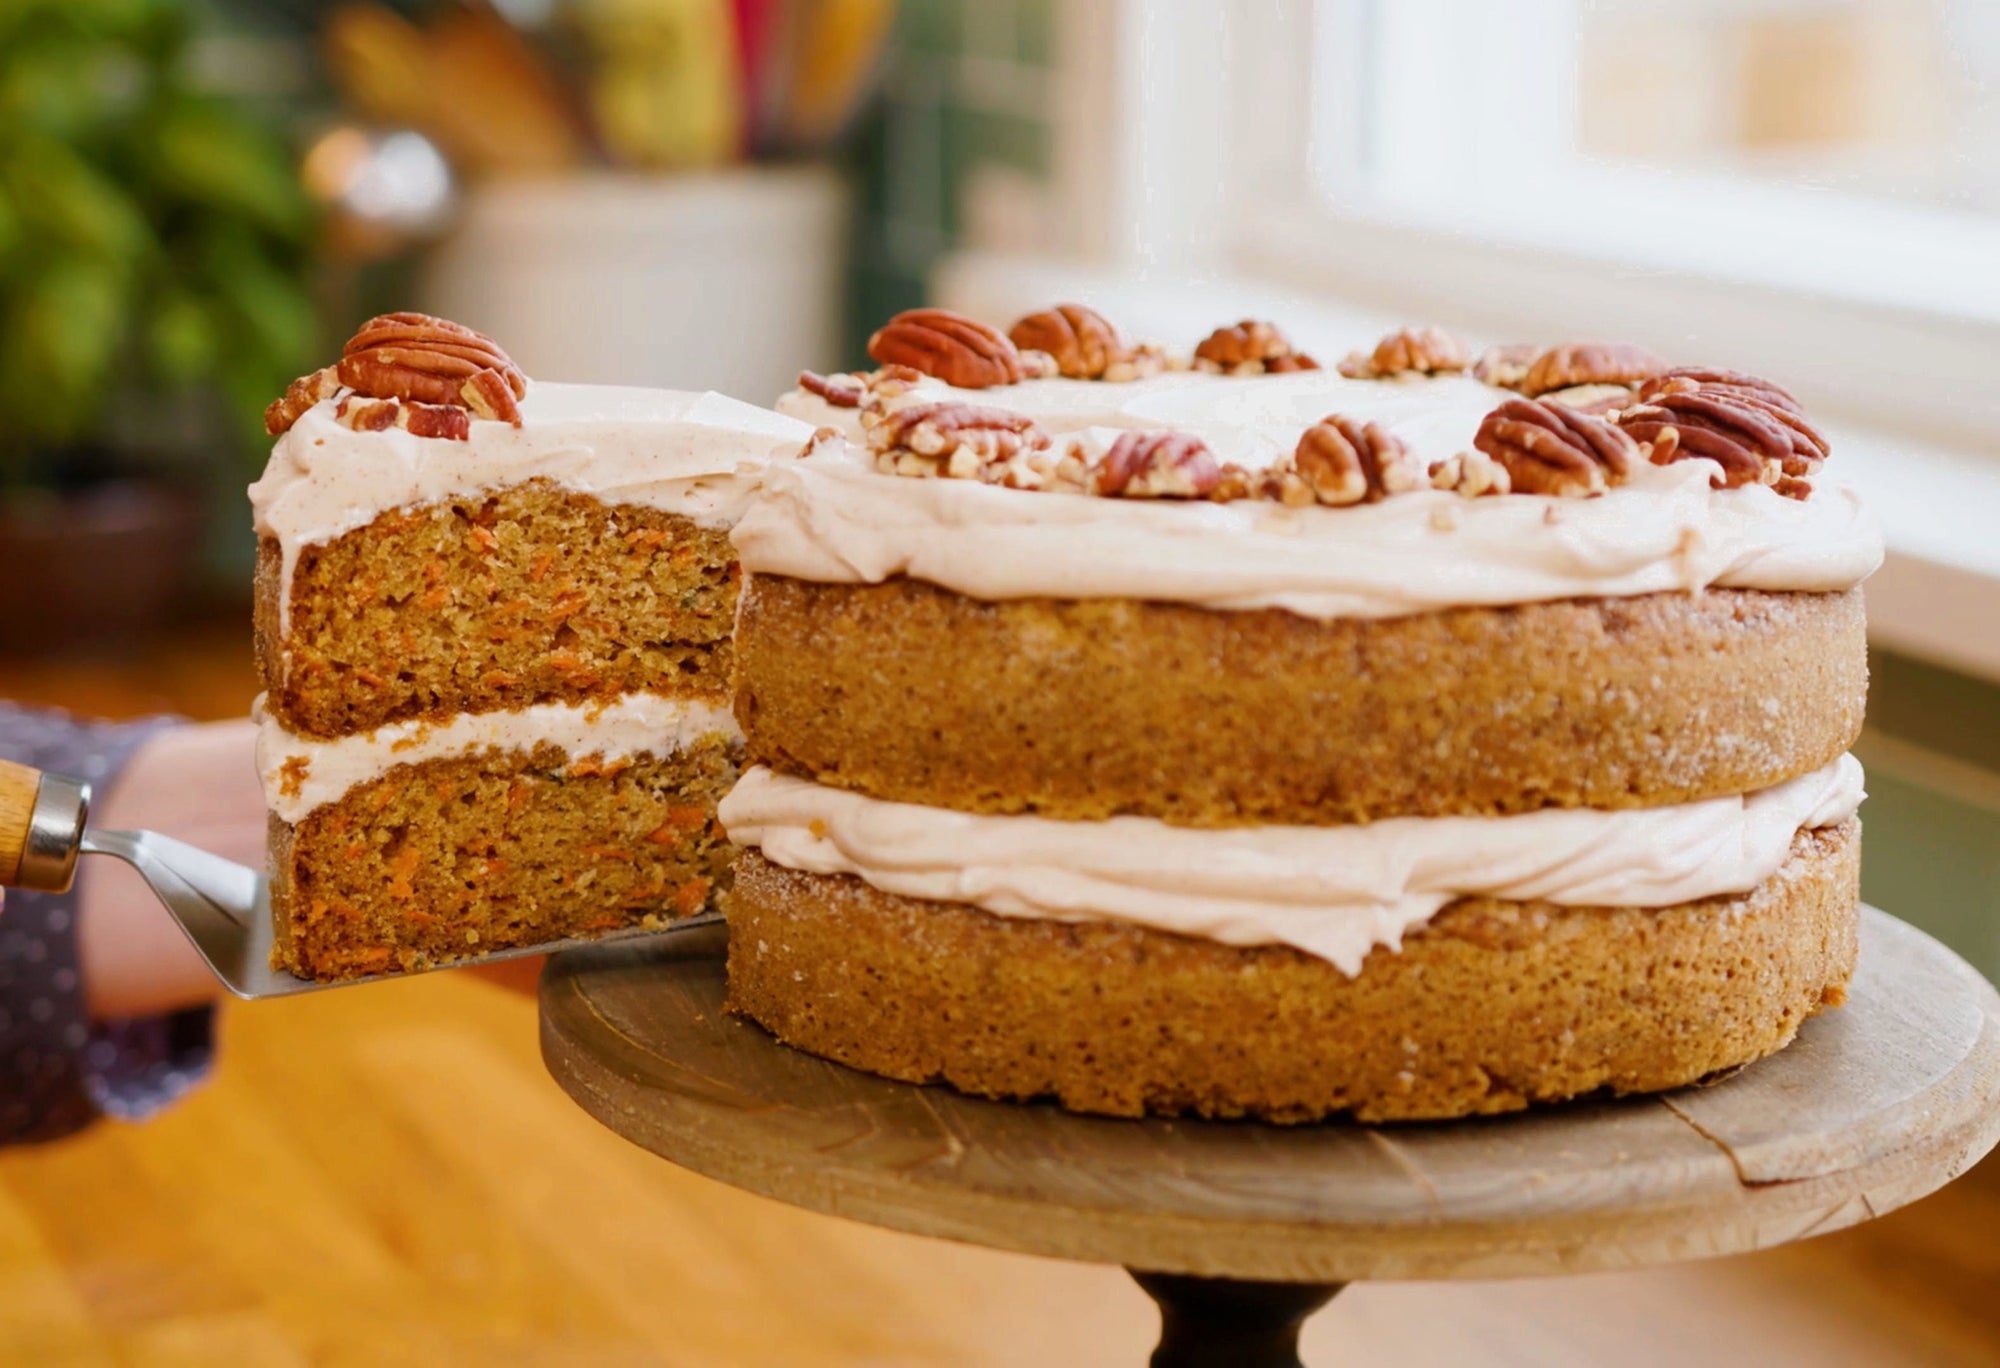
[252,312,812,980]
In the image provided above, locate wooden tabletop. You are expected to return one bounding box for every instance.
[8,626,2000,1363]
[0,927,1990,1363]
[541,909,2000,1285]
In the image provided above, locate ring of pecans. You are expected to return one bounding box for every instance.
[827,316,1831,506]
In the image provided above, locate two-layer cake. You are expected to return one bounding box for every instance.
[253,313,810,979]
[720,307,1881,1121]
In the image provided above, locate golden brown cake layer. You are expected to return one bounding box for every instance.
[737,577,1866,824]
[270,736,735,980]
[257,480,738,739]
[727,821,1859,1122]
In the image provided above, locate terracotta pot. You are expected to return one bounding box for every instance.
[0,480,206,656]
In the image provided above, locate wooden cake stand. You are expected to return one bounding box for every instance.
[540,908,2000,1367]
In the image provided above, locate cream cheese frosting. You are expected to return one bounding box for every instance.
[251,382,815,626]
[719,756,1865,975]
[733,436,1882,620]
[256,691,740,823]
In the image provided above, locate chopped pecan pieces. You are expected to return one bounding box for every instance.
[801,425,846,458]
[334,395,472,441]
[1472,343,1539,390]
[1337,326,1470,379]
[1428,449,1512,498]
[798,369,868,408]
[1092,430,1224,498]
[339,312,528,425]
[264,366,342,435]
[1008,304,1129,379]
[1267,415,1424,506]
[862,399,1050,480]
[867,308,1026,388]
[1193,320,1319,375]
[1519,341,1666,398]
[1473,398,1640,497]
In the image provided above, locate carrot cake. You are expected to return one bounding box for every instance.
[253,312,811,980]
[719,307,1883,1122]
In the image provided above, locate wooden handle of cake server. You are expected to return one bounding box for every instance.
[0,759,89,894]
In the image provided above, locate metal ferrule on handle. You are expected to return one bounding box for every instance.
[0,759,90,894]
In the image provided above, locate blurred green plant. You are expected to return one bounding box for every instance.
[0,0,318,491]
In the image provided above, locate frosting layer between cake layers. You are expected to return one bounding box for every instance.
[252,382,815,622]
[756,370,1882,618]
[718,756,1865,975]
[257,692,741,823]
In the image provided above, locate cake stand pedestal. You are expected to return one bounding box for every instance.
[539,909,2000,1367]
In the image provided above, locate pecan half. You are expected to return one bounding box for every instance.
[1636,368,1827,474]
[264,365,342,435]
[867,308,1026,388]
[1267,415,1424,506]
[798,369,868,408]
[1519,342,1666,398]
[1616,386,1815,497]
[862,400,1049,480]
[1337,326,1470,379]
[1473,398,1640,497]
[1008,304,1129,380]
[1193,320,1319,375]
[338,312,528,425]
[1093,430,1223,498]
[1472,343,1539,390]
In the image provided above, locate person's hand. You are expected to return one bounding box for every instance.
[80,720,262,1019]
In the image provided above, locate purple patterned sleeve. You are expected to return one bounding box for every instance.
[0,704,215,1144]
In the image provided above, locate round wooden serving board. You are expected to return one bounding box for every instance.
[540,908,2000,1284]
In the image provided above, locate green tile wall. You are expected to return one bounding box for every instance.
[842,0,1054,362]
[1859,649,2000,982]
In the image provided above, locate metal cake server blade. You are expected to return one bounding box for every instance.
[2,758,721,1000]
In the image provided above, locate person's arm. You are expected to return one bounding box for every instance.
[0,705,221,1143]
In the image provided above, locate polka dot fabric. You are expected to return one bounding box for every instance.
[0,705,213,1145]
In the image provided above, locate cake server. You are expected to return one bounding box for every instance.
[0,758,720,1000]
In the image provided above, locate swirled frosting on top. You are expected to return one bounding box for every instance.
[751,369,1881,617]
[252,382,815,626]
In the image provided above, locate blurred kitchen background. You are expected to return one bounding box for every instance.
[3,3,2000,1360]
[4,0,1996,975]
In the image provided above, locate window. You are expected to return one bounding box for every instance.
[1303,0,2000,319]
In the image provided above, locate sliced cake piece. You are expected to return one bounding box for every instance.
[252,312,812,980]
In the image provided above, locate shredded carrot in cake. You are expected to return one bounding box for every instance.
[671,878,712,916]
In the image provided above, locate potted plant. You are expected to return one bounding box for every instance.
[0,0,317,653]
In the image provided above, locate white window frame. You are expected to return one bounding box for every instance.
[1227,0,2000,450]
